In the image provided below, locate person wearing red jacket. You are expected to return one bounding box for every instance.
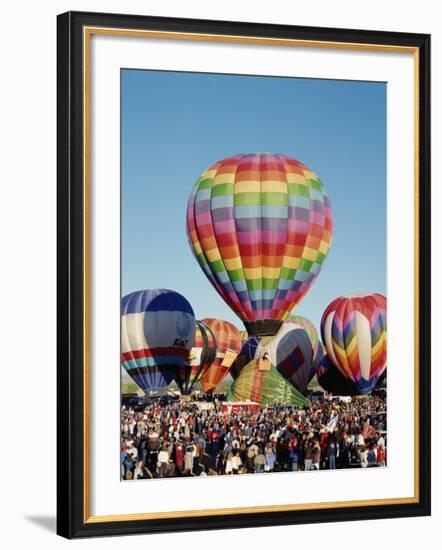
[377,444,386,467]
[175,442,184,475]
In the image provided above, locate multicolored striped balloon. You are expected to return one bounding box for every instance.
[199,318,242,393]
[176,321,216,395]
[320,293,387,395]
[121,289,196,395]
[287,315,324,380]
[186,153,333,337]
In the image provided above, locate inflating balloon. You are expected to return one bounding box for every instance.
[320,293,387,395]
[176,321,216,395]
[227,358,310,407]
[186,153,333,337]
[199,318,241,393]
[121,289,196,395]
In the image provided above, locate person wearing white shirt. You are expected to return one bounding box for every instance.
[134,461,145,480]
[157,447,170,478]
[231,453,242,474]
[127,445,138,460]
[225,453,234,475]
[360,447,369,468]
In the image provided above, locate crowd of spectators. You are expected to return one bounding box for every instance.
[121,392,387,480]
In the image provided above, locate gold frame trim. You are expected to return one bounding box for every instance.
[82,27,420,524]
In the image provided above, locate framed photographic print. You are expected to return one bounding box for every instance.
[57,11,431,538]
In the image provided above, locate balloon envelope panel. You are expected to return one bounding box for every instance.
[121,289,196,394]
[199,318,241,393]
[230,334,260,379]
[320,293,387,395]
[287,315,324,380]
[186,153,333,329]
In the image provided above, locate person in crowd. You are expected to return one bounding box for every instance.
[133,460,147,480]
[175,442,184,475]
[367,444,377,467]
[184,440,195,476]
[254,449,266,473]
[327,439,337,470]
[338,435,350,469]
[312,444,321,470]
[265,446,276,472]
[231,451,243,474]
[225,452,234,475]
[304,442,313,471]
[216,451,225,475]
[157,445,170,478]
[290,447,299,471]
[377,443,386,467]
[359,445,369,468]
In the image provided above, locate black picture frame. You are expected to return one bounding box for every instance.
[57,10,431,539]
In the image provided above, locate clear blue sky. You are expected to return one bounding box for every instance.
[121,69,386,331]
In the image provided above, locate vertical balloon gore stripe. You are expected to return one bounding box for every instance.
[186,154,333,336]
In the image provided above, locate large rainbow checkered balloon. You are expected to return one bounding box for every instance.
[186,153,333,337]
[320,294,387,395]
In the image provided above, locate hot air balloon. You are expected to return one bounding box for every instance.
[320,293,387,395]
[199,318,241,393]
[317,354,358,396]
[287,315,324,380]
[227,358,310,407]
[176,321,216,395]
[230,333,259,379]
[121,289,196,395]
[186,153,333,337]
[255,321,315,394]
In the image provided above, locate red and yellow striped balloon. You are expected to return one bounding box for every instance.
[199,318,242,393]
